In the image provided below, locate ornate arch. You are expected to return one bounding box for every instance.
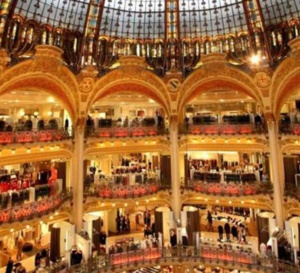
[281,143,300,154]
[0,45,80,123]
[272,66,300,118]
[87,60,171,115]
[179,64,263,114]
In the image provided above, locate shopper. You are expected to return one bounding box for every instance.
[5,257,13,273]
[217,225,224,241]
[231,224,238,241]
[224,221,231,242]
[206,211,213,231]
[239,224,247,243]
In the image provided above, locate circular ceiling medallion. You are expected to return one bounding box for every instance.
[254,72,271,87]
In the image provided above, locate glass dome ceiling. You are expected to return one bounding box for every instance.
[0,0,299,76]
[11,0,300,39]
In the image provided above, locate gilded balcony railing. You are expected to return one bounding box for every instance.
[0,128,72,145]
[189,181,273,197]
[0,188,71,224]
[86,125,167,139]
[182,123,267,136]
[68,245,300,273]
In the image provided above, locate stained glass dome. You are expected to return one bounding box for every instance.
[0,0,299,75]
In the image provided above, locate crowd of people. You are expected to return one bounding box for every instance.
[116,213,131,233]
[0,117,62,132]
[206,210,248,244]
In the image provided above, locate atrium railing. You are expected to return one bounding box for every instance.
[68,245,300,273]
[86,125,166,139]
[0,128,71,144]
[182,123,267,136]
[187,181,273,197]
[0,189,71,224]
[279,122,300,135]
[83,179,167,199]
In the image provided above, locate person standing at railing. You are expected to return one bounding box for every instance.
[206,210,213,231]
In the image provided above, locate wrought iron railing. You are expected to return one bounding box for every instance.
[0,189,71,224]
[181,123,267,136]
[67,245,300,273]
[83,179,166,199]
[86,126,167,139]
[0,128,72,145]
[187,181,273,197]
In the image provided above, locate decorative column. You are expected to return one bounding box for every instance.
[72,121,85,232]
[266,114,284,228]
[169,115,181,222]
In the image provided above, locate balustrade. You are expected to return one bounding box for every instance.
[85,181,161,199]
[191,181,272,197]
[67,245,300,273]
[0,128,71,145]
[186,123,265,135]
[88,126,166,139]
[0,189,71,224]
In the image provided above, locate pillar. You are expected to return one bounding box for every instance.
[267,116,284,228]
[72,125,85,232]
[169,115,181,222]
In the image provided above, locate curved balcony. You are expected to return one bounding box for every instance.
[0,128,71,145]
[184,123,266,136]
[0,189,71,224]
[189,181,273,197]
[69,245,298,273]
[84,181,163,199]
[87,126,166,139]
[280,123,300,135]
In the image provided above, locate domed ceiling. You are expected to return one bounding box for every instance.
[0,0,299,75]
[10,0,299,38]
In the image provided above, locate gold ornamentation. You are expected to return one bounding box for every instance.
[254,72,271,87]
[79,77,95,93]
[167,78,181,92]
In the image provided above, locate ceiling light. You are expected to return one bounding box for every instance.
[250,54,261,65]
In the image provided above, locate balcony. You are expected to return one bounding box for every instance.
[183,123,266,136]
[189,181,273,197]
[84,179,163,199]
[279,122,300,135]
[69,245,298,273]
[0,128,71,145]
[86,125,166,139]
[0,189,71,224]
